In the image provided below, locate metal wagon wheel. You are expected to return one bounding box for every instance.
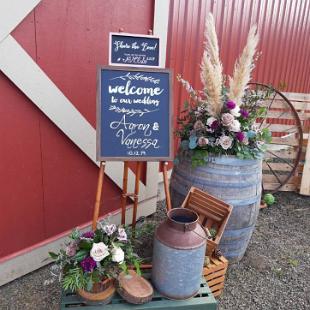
[247,83,303,193]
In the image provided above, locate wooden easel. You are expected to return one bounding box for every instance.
[92,28,172,230]
[92,161,172,230]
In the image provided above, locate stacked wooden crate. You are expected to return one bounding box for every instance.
[181,187,232,297]
[181,187,233,256]
[203,256,228,298]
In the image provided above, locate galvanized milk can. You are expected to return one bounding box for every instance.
[152,208,207,299]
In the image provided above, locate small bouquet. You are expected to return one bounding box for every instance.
[48,220,141,292]
[175,14,273,167]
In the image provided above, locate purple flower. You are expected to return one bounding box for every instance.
[236,132,245,142]
[82,231,94,239]
[211,120,220,130]
[81,256,96,272]
[226,100,236,110]
[240,109,249,119]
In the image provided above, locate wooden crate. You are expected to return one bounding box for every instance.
[181,187,233,256]
[60,275,217,309]
[203,256,228,298]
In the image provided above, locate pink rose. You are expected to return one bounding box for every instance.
[198,137,209,146]
[218,135,233,150]
[221,113,234,127]
[193,120,205,130]
[65,242,77,257]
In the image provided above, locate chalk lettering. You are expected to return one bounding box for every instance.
[108,80,163,97]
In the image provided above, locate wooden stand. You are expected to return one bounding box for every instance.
[162,161,172,212]
[92,161,106,230]
[92,160,172,231]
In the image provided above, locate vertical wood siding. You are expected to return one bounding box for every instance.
[167,0,310,143]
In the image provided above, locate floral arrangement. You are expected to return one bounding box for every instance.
[175,14,273,167]
[48,220,141,292]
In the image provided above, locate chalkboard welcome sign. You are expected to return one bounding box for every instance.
[109,33,160,67]
[97,66,173,161]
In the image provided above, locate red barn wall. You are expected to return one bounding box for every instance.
[0,0,154,260]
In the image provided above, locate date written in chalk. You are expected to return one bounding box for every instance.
[127,150,146,156]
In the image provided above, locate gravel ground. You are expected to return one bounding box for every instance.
[0,192,309,310]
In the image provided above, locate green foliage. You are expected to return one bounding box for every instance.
[62,267,87,291]
[263,193,275,206]
[209,228,217,239]
[48,252,58,260]
[288,258,299,268]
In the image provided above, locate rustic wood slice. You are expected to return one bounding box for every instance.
[117,270,153,304]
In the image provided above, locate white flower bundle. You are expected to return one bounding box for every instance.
[228,25,259,106]
[200,13,223,117]
[200,13,259,113]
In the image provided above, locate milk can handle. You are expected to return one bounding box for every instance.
[191,224,212,240]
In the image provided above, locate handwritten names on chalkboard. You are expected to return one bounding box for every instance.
[97,67,172,161]
[109,33,160,67]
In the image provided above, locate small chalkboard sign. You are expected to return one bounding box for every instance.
[97,66,173,161]
[109,33,160,67]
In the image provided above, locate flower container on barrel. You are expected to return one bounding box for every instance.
[170,14,273,262]
[48,221,141,304]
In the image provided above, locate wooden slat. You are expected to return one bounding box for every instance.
[211,289,223,298]
[282,92,310,102]
[207,276,225,287]
[192,189,231,211]
[263,174,301,184]
[189,196,227,217]
[263,182,298,191]
[188,203,222,222]
[261,100,310,110]
[300,129,310,195]
[205,269,227,281]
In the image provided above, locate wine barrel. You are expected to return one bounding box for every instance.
[170,154,262,263]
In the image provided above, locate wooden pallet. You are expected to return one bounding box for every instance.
[203,256,228,298]
[181,187,233,256]
[61,275,217,309]
[261,92,310,193]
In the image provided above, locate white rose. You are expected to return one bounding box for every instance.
[221,113,234,126]
[90,242,109,262]
[229,120,241,132]
[218,135,233,150]
[206,117,217,127]
[230,106,240,117]
[111,247,125,264]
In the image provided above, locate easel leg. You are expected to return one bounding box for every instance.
[162,161,172,212]
[132,161,142,229]
[120,161,129,225]
[92,162,106,230]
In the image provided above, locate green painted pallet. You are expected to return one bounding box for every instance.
[61,276,217,309]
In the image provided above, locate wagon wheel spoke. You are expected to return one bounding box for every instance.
[263,110,290,130]
[265,161,284,185]
[259,92,277,129]
[266,150,295,168]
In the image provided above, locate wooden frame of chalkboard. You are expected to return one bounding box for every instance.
[96,66,173,161]
[109,32,161,68]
